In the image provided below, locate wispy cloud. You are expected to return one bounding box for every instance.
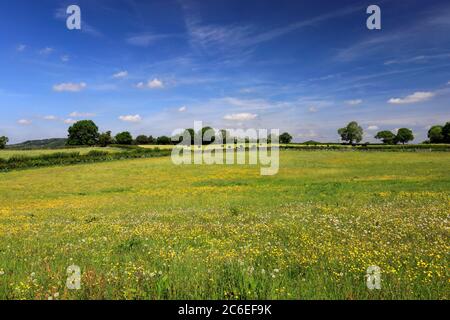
[388,91,435,104]
[336,34,403,62]
[39,47,54,55]
[384,53,450,65]
[17,119,32,125]
[126,33,174,46]
[64,119,76,124]
[367,125,379,131]
[112,71,128,79]
[61,55,70,62]
[183,2,363,56]
[43,115,57,120]
[53,82,87,92]
[69,111,95,118]
[178,106,187,112]
[346,99,363,106]
[223,113,258,121]
[16,44,26,52]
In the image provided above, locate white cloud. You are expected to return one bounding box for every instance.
[388,91,435,104]
[64,119,76,124]
[223,113,258,121]
[346,99,363,106]
[43,115,57,120]
[61,55,70,62]
[148,78,164,89]
[136,82,145,89]
[39,47,54,55]
[178,106,187,112]
[53,82,87,92]
[17,44,26,52]
[308,106,318,113]
[367,125,379,131]
[112,71,128,79]
[136,78,164,89]
[119,115,142,123]
[69,111,96,118]
[447,81,450,85]
[18,119,32,125]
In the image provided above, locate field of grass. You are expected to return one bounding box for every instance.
[0,147,121,160]
[0,150,448,300]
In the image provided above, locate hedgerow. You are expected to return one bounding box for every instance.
[0,147,171,171]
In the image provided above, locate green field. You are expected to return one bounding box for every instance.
[0,150,448,299]
[0,147,121,160]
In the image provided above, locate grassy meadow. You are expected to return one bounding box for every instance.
[0,150,448,299]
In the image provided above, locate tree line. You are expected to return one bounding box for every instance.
[338,121,450,145]
[1,119,449,149]
[64,120,294,147]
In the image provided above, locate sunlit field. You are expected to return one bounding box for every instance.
[0,147,121,160]
[0,150,448,300]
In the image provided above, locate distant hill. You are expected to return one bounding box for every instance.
[6,138,67,150]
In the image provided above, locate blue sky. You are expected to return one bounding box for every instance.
[1,0,450,143]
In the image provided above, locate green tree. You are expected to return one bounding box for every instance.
[442,122,450,143]
[98,131,113,147]
[395,128,414,144]
[427,125,444,143]
[147,135,156,144]
[374,130,396,144]
[338,121,363,145]
[0,136,8,149]
[135,135,149,145]
[156,136,171,145]
[67,120,99,146]
[279,132,293,144]
[115,131,133,145]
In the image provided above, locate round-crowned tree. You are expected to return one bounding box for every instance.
[156,135,171,145]
[279,132,293,144]
[395,128,414,144]
[135,135,149,145]
[115,131,133,145]
[375,130,396,144]
[427,125,444,143]
[338,121,363,145]
[67,120,99,146]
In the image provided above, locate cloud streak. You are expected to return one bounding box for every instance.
[223,113,258,121]
[53,82,87,92]
[388,91,435,104]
